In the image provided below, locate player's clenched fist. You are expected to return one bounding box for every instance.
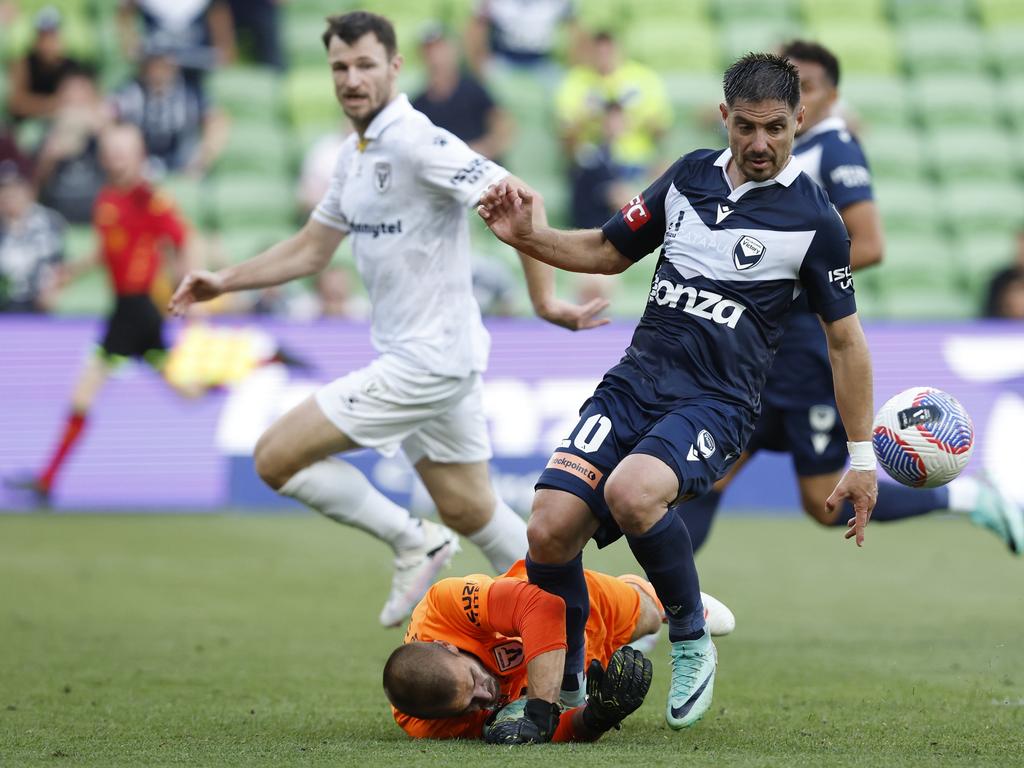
[168,270,225,316]
[582,646,654,733]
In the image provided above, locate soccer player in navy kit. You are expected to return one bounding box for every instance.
[683,41,1023,556]
[479,53,878,738]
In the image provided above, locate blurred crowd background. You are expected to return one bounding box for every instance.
[2,0,1024,322]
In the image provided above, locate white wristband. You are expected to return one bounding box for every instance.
[847,441,877,471]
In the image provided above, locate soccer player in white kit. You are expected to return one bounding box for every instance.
[169,11,607,627]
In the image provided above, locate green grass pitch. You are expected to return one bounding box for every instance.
[1,513,1022,767]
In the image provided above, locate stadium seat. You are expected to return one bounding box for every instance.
[719,20,805,63]
[210,172,298,230]
[976,0,1024,26]
[285,67,339,128]
[711,0,797,23]
[924,126,1021,182]
[1007,77,1024,129]
[284,12,332,67]
[662,72,724,116]
[987,26,1024,76]
[889,0,973,23]
[809,23,900,76]
[955,232,1020,293]
[898,23,990,76]
[2,2,96,61]
[209,67,283,122]
[840,75,912,129]
[217,227,294,264]
[626,19,719,72]
[799,0,884,25]
[859,124,926,180]
[942,180,1024,237]
[876,283,976,320]
[873,178,943,235]
[912,74,1001,128]
[160,175,209,228]
[218,120,292,176]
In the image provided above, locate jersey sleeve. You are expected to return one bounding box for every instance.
[483,579,567,665]
[393,708,489,740]
[600,159,679,262]
[310,148,351,233]
[149,191,187,249]
[798,204,857,322]
[819,134,874,211]
[416,128,509,207]
[405,574,498,646]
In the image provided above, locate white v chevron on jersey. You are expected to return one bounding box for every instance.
[716,203,733,224]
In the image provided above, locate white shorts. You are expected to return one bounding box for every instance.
[314,355,492,465]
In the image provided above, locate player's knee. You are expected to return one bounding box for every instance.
[526,503,578,563]
[436,494,493,535]
[253,433,291,491]
[604,476,662,535]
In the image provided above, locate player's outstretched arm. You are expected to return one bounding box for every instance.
[168,220,345,315]
[478,180,630,276]
[822,313,878,546]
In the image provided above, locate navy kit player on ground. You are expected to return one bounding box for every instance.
[479,53,878,738]
[683,41,1023,556]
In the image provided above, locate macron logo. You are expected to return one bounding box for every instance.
[716,203,733,224]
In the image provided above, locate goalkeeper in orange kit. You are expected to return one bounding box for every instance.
[383,561,734,743]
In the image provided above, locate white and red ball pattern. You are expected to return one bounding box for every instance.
[872,387,974,488]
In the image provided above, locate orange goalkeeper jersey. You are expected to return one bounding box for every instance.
[393,561,642,740]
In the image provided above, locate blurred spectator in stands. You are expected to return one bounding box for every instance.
[555,30,672,181]
[251,268,368,320]
[0,123,33,177]
[110,39,230,178]
[465,0,582,77]
[0,160,65,313]
[34,66,111,224]
[412,23,512,163]
[225,0,285,71]
[7,6,85,122]
[297,122,351,217]
[983,230,1024,319]
[117,0,235,79]
[567,100,632,229]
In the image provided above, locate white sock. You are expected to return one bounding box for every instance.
[279,458,424,551]
[467,498,528,573]
[947,476,981,513]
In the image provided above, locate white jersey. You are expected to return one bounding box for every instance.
[312,94,509,377]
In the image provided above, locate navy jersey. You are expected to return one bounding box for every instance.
[601,147,855,416]
[764,117,874,407]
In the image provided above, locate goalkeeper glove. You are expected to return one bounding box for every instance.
[581,646,654,733]
[483,698,561,745]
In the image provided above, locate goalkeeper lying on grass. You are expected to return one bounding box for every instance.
[383,561,734,743]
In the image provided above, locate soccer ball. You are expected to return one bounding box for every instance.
[871,387,974,488]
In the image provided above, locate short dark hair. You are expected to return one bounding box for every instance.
[383,643,458,719]
[321,11,397,58]
[781,40,840,87]
[723,52,801,110]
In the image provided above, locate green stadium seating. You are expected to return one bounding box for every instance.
[912,74,1000,128]
[720,20,804,62]
[859,124,926,180]
[988,26,1024,76]
[1,1,95,61]
[285,67,339,128]
[662,72,724,115]
[210,172,298,230]
[873,178,943,235]
[800,0,885,25]
[284,13,332,67]
[888,0,973,23]
[956,232,1019,293]
[876,283,976,320]
[841,75,912,129]
[711,0,797,23]
[208,67,283,122]
[809,23,901,76]
[925,126,1021,182]
[218,120,292,176]
[626,19,719,72]
[1007,78,1024,129]
[942,179,1024,237]
[976,0,1024,26]
[160,176,208,229]
[217,227,294,265]
[898,23,990,75]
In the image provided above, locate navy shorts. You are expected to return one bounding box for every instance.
[536,379,748,548]
[746,397,848,476]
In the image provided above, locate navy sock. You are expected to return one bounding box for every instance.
[625,510,705,642]
[676,490,722,554]
[525,552,589,676]
[835,483,950,525]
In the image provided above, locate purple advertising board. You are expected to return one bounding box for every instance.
[2,316,1022,513]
